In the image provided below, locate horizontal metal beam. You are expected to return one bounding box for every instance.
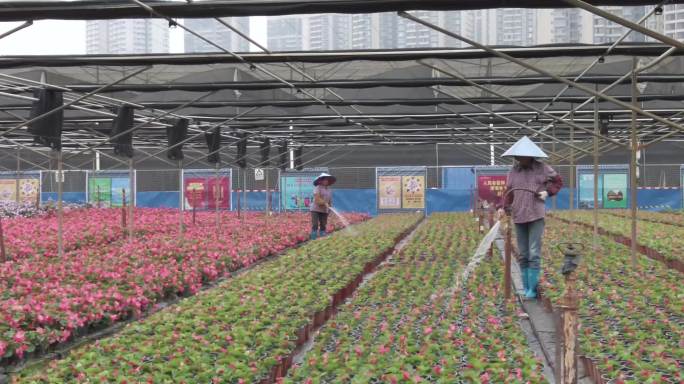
[19,74,681,93]
[0,44,680,68]
[0,0,678,21]
[4,94,684,110]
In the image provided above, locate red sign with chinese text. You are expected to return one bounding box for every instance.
[477,174,508,206]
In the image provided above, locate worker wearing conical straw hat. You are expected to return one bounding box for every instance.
[310,173,336,240]
[497,136,563,299]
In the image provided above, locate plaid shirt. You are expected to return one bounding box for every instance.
[503,161,563,224]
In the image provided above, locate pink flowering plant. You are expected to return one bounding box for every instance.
[0,209,368,365]
[285,213,547,384]
[18,214,417,383]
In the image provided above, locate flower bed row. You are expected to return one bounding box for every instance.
[540,219,683,384]
[285,213,547,384]
[604,209,684,228]
[3,208,202,260]
[0,211,367,366]
[17,213,420,383]
[552,211,684,265]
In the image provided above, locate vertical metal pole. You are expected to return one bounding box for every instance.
[128,158,134,241]
[178,160,184,237]
[237,168,241,218]
[192,189,197,225]
[121,188,127,230]
[215,163,220,233]
[630,58,639,267]
[243,168,247,218]
[552,125,557,210]
[593,91,599,251]
[15,148,20,203]
[569,109,575,210]
[56,150,64,258]
[504,215,512,301]
[265,167,270,215]
[0,214,5,262]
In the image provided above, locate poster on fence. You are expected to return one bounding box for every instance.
[378,176,401,209]
[603,173,628,209]
[577,166,628,209]
[475,167,509,209]
[18,178,39,204]
[402,175,425,209]
[281,175,316,210]
[111,178,131,208]
[207,177,230,210]
[0,179,16,203]
[88,172,132,208]
[88,177,112,207]
[477,174,508,207]
[280,169,327,211]
[376,167,426,212]
[184,177,207,210]
[182,172,231,210]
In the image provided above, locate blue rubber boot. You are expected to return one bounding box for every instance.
[319,230,327,237]
[525,268,540,299]
[310,231,318,240]
[520,267,530,295]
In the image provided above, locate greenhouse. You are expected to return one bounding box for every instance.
[0,1,682,383]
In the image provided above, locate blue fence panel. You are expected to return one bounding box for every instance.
[137,192,180,208]
[231,192,279,211]
[331,188,377,216]
[42,192,87,204]
[636,189,682,211]
[442,167,476,191]
[426,188,473,214]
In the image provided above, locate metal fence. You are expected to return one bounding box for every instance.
[36,164,683,195]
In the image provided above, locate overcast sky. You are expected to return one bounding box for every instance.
[0,17,268,54]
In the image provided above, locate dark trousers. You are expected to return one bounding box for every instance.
[311,211,329,232]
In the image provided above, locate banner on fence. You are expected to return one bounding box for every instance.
[18,178,40,204]
[378,176,401,209]
[376,167,426,212]
[182,169,232,210]
[475,167,509,209]
[280,168,328,211]
[577,165,629,209]
[603,173,628,209]
[0,172,41,204]
[402,175,425,209]
[88,172,131,208]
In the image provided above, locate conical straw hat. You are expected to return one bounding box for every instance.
[502,136,548,158]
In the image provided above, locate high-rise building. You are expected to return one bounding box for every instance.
[593,6,649,43]
[350,13,397,50]
[308,14,352,50]
[496,8,538,46]
[662,4,684,40]
[267,16,305,51]
[549,9,594,44]
[86,19,169,54]
[184,18,250,53]
[348,11,475,50]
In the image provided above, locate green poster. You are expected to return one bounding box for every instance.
[111,178,131,208]
[281,175,315,210]
[89,177,112,207]
[603,173,628,209]
[578,173,603,209]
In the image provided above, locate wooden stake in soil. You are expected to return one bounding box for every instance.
[504,215,512,301]
[121,188,127,230]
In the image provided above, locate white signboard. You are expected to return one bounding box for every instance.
[254,168,265,181]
